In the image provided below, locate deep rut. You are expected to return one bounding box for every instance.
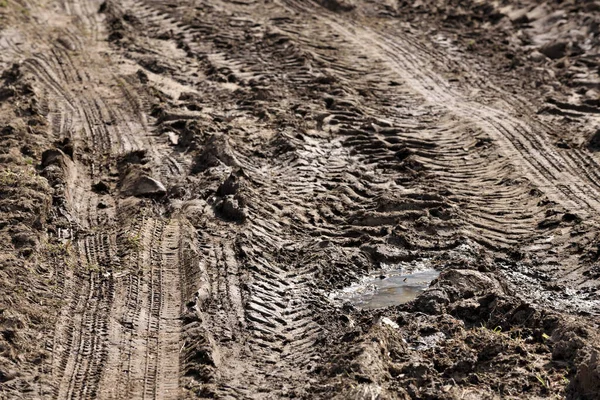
[50,214,188,400]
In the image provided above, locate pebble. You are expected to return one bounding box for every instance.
[129,176,166,197]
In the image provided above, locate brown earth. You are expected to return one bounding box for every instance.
[0,0,599,399]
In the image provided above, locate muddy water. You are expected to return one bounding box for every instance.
[337,265,440,310]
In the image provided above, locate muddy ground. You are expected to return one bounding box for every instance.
[0,0,599,399]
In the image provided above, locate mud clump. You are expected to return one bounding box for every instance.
[192,134,240,173]
[317,273,595,399]
[41,148,71,169]
[0,59,59,396]
[91,180,110,194]
[587,129,600,152]
[539,41,570,60]
[214,195,247,222]
[319,0,356,12]
[212,172,248,222]
[571,349,600,399]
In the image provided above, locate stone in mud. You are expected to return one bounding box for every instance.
[539,41,569,60]
[166,131,179,146]
[529,51,546,63]
[121,168,166,197]
[127,176,166,197]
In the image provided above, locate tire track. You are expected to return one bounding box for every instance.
[52,234,115,400]
[268,0,589,255]
[7,0,188,397]
[8,0,599,396]
[310,5,600,214]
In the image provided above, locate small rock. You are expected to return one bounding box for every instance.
[539,41,569,60]
[57,36,76,51]
[529,51,546,63]
[508,8,529,24]
[380,317,399,329]
[127,176,166,197]
[166,131,179,146]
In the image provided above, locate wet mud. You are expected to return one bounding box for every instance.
[0,0,599,399]
[335,262,440,309]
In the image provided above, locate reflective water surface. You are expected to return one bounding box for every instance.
[337,267,439,310]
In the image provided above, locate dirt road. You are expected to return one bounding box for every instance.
[1,0,599,398]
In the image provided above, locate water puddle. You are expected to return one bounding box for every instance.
[335,264,439,310]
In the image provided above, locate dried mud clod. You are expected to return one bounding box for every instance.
[211,171,248,223]
[587,128,600,152]
[192,134,240,173]
[319,0,356,13]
